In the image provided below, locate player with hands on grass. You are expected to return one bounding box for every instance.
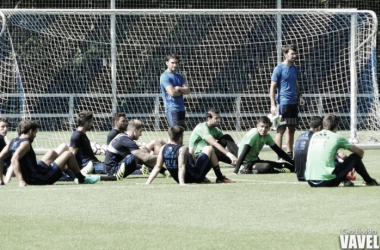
[189,109,238,166]
[146,126,233,185]
[234,116,294,174]
[0,119,99,187]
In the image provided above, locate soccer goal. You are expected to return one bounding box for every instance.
[0,9,378,149]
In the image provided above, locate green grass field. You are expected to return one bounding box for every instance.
[1,149,380,250]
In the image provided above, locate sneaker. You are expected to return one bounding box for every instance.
[115,163,126,181]
[141,165,150,176]
[75,175,99,184]
[80,161,94,176]
[363,179,379,186]
[216,176,234,183]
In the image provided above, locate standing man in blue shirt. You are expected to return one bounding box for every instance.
[160,54,191,128]
[270,44,305,160]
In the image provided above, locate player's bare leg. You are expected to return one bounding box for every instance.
[275,125,286,150]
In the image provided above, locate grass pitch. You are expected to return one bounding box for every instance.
[1,150,380,250]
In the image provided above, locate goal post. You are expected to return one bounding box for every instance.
[0,9,378,149]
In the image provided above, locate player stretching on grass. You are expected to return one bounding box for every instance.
[160,54,190,128]
[146,126,233,185]
[104,119,164,179]
[107,112,128,145]
[189,109,238,166]
[69,111,126,180]
[234,116,294,174]
[305,114,378,187]
[0,120,99,186]
[69,110,107,174]
[270,44,305,160]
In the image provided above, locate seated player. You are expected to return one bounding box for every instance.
[0,118,11,184]
[0,119,99,187]
[69,110,107,174]
[293,116,322,181]
[107,112,128,145]
[189,108,238,166]
[68,111,128,180]
[234,116,294,174]
[294,116,356,183]
[146,126,233,185]
[305,114,378,187]
[104,119,163,179]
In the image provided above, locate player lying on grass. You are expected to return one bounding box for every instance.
[104,119,165,180]
[189,108,238,166]
[0,119,99,186]
[234,116,294,174]
[146,126,233,185]
[305,114,378,187]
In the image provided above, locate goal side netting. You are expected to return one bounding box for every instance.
[0,9,378,148]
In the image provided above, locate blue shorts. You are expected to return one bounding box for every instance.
[185,153,212,183]
[108,154,140,178]
[27,160,63,185]
[279,104,298,126]
[93,161,106,174]
[165,110,186,128]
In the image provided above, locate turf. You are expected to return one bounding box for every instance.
[1,150,380,250]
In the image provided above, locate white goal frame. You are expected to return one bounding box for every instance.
[0,9,378,149]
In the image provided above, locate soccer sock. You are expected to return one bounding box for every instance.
[75,172,85,183]
[159,167,166,174]
[100,176,117,181]
[213,165,224,179]
[65,169,76,179]
[287,151,293,160]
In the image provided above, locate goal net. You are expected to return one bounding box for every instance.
[0,9,378,148]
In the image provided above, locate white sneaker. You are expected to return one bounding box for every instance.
[80,161,94,176]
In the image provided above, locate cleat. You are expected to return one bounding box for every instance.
[202,177,212,184]
[115,163,126,181]
[216,176,234,183]
[240,165,253,174]
[80,161,94,176]
[363,179,378,186]
[163,170,171,178]
[342,180,355,187]
[76,175,100,184]
[140,165,150,176]
[274,167,291,173]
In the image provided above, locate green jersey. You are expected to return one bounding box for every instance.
[238,128,275,162]
[189,122,224,157]
[305,130,352,181]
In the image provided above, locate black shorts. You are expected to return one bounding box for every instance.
[279,104,298,126]
[26,161,63,185]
